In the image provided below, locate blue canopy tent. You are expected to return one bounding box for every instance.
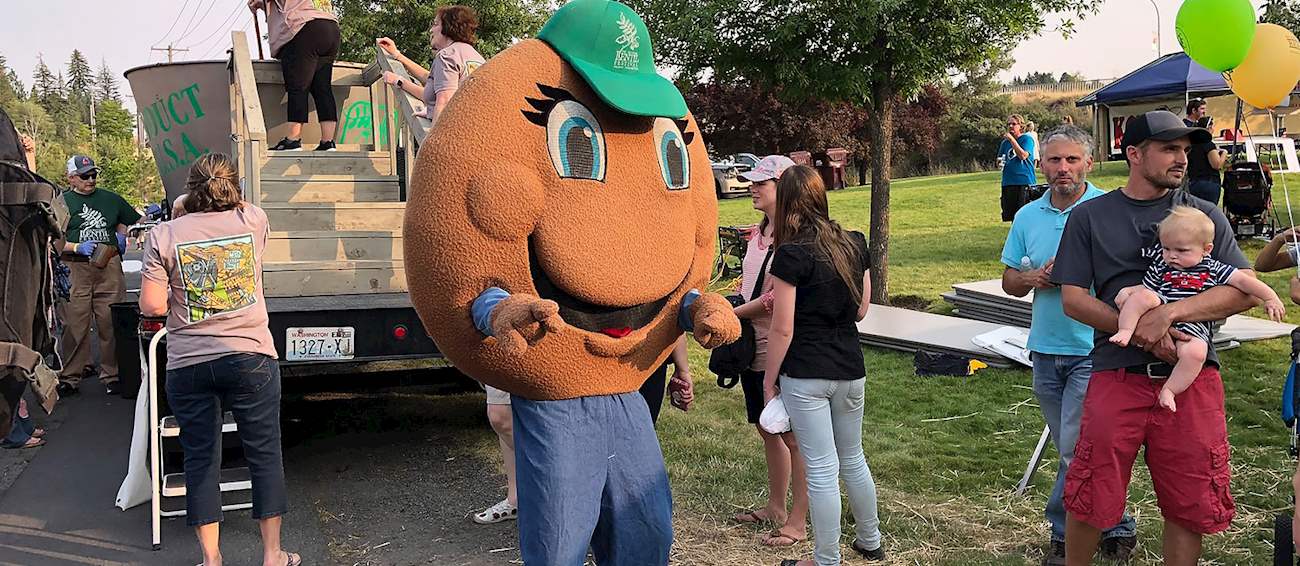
[1077,52,1300,159]
[1077,52,1236,158]
[1076,52,1228,107]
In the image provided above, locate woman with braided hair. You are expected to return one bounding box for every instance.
[139,153,299,566]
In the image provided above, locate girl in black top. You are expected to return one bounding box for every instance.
[763,165,884,565]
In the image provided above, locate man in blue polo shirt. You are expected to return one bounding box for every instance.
[999,113,1038,221]
[1000,125,1136,565]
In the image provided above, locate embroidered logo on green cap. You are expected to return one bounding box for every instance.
[537,0,687,119]
[613,14,640,71]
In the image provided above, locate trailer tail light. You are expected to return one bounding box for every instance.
[140,320,164,333]
[393,325,408,340]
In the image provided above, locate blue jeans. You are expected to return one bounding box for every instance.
[781,377,881,566]
[1,406,34,448]
[166,353,287,527]
[1032,353,1136,542]
[512,392,673,566]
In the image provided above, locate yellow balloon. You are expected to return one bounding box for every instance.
[1227,23,1300,109]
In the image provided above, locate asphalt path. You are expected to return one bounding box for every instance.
[0,375,518,565]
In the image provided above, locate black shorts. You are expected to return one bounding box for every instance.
[740,369,766,424]
[1001,185,1028,222]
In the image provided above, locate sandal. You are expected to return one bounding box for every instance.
[733,509,774,524]
[762,528,805,547]
[472,498,517,524]
[31,428,45,439]
[3,437,44,449]
[270,551,301,566]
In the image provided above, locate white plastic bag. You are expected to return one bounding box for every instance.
[759,398,790,434]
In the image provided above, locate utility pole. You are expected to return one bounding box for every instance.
[89,96,96,146]
[151,44,190,63]
[1148,0,1162,57]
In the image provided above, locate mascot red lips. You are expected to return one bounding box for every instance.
[403,28,739,400]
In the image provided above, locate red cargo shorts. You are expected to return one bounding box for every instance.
[1063,366,1234,535]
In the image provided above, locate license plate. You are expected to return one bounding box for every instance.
[286,327,355,361]
[1239,225,1256,235]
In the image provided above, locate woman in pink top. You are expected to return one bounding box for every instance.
[376,5,486,123]
[729,155,810,548]
[250,0,341,152]
[140,154,297,566]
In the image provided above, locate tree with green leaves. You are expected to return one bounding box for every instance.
[632,0,1100,302]
[0,55,21,106]
[1262,1,1300,37]
[66,50,94,101]
[96,60,120,103]
[94,99,133,142]
[31,58,61,110]
[66,50,95,125]
[333,0,549,64]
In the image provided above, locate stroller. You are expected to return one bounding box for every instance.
[1276,329,1300,565]
[1221,161,1278,239]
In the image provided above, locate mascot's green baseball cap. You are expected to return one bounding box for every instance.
[537,0,688,119]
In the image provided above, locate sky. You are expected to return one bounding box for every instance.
[2,1,265,113]
[1007,0,1270,81]
[0,0,1277,113]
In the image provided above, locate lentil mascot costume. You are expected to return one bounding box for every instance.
[402,0,741,563]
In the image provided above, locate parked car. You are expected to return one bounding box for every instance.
[711,154,756,198]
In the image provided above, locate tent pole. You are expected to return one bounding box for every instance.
[1232,98,1244,161]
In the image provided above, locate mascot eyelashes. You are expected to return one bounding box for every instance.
[403,0,741,563]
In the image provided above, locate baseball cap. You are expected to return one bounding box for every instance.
[1120,111,1212,156]
[66,155,99,176]
[740,155,797,183]
[536,0,687,119]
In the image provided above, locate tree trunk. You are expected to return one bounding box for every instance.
[866,84,893,305]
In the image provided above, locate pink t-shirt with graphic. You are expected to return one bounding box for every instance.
[141,204,278,369]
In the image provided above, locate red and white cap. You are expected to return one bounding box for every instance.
[66,155,99,176]
[740,154,796,182]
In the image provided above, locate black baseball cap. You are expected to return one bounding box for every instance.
[1121,110,1212,156]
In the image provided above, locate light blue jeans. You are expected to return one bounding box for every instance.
[1032,353,1136,542]
[781,377,881,566]
[512,392,673,566]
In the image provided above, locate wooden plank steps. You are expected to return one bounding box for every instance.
[261,176,400,203]
[261,202,406,232]
[256,151,406,296]
[262,260,406,296]
[265,230,402,263]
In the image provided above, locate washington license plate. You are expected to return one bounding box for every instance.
[286,327,355,361]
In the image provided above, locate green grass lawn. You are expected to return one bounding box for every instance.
[656,161,1300,565]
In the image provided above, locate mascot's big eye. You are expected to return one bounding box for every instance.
[546,100,607,181]
[653,118,689,190]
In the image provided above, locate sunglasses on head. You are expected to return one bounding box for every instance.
[77,172,97,181]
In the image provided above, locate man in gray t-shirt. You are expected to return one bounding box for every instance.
[1051,111,1257,564]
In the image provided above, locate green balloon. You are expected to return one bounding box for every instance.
[1176,0,1256,72]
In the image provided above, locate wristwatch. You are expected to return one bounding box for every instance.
[396,78,403,88]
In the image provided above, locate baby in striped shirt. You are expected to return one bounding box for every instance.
[1111,206,1285,412]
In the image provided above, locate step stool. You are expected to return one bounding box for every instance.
[145,327,254,550]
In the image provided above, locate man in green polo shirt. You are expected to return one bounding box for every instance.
[58,155,140,396]
[1000,126,1137,565]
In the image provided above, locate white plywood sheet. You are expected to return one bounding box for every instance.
[857,305,1021,365]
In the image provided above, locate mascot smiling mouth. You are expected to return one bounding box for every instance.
[528,236,678,338]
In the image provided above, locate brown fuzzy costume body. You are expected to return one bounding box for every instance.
[404,39,737,400]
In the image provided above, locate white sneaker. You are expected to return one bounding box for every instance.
[472,498,517,524]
